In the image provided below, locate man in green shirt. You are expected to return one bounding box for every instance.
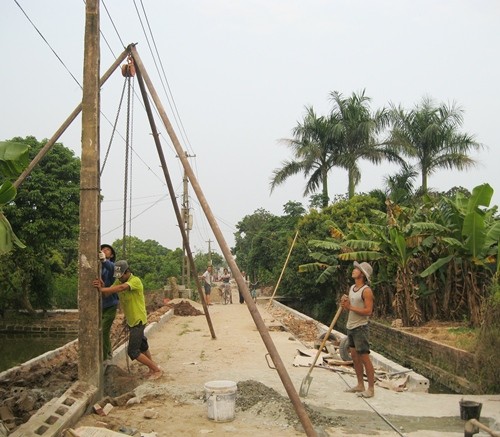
[93,260,162,379]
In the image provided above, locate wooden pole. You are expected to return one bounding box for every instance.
[134,57,216,339]
[13,48,129,190]
[130,46,317,437]
[267,230,299,308]
[78,0,102,391]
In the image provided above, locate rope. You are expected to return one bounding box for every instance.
[336,372,407,436]
[101,78,128,176]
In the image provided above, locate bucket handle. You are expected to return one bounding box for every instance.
[204,391,214,403]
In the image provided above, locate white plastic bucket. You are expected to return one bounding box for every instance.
[204,380,237,422]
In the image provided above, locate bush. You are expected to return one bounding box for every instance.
[52,274,78,309]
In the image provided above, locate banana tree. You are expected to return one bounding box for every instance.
[420,183,499,325]
[301,202,448,325]
[0,141,29,254]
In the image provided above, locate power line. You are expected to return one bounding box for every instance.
[102,193,169,236]
[137,0,195,155]
[14,0,169,187]
[132,0,194,155]
[13,0,82,89]
[101,0,125,48]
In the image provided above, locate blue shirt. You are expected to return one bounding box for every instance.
[101,260,119,309]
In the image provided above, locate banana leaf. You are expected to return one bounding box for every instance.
[420,255,454,278]
[308,239,342,251]
[337,251,383,262]
[0,141,29,179]
[342,239,380,251]
[463,210,485,259]
[467,183,493,212]
[0,181,17,205]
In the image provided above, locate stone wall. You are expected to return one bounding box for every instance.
[368,321,479,394]
[0,323,78,337]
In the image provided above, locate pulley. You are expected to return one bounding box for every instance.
[121,55,136,77]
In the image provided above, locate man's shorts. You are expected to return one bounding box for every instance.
[128,322,149,360]
[346,324,371,354]
[204,282,211,295]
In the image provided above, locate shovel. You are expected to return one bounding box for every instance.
[299,306,343,397]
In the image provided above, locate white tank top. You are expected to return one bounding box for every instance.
[346,284,370,330]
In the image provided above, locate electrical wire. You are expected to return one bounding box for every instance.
[13,0,82,89]
[101,0,126,48]
[102,193,169,236]
[15,0,168,187]
[137,0,195,156]
[17,0,196,245]
[131,0,188,150]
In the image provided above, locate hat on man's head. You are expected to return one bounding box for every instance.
[100,244,116,262]
[353,261,373,283]
[114,260,129,278]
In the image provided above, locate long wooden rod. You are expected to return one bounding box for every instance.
[134,55,216,339]
[267,230,299,308]
[14,47,130,189]
[130,45,317,437]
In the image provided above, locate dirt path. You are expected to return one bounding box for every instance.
[73,294,319,436]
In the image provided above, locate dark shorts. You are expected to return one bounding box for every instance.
[204,283,211,295]
[128,323,149,360]
[347,324,371,355]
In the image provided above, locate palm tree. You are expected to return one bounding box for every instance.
[329,90,400,198]
[388,97,482,193]
[270,106,345,208]
[383,163,418,205]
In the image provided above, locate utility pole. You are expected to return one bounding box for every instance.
[78,0,102,393]
[206,238,213,266]
[179,151,195,285]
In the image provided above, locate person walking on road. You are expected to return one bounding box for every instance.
[99,243,118,361]
[93,260,162,379]
[238,271,249,304]
[202,265,213,306]
[341,261,375,398]
[221,267,232,304]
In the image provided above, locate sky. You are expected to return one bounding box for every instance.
[1,1,499,257]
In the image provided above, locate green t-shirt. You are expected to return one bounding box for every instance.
[114,274,147,327]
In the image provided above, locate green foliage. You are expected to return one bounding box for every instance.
[0,141,30,254]
[320,194,385,231]
[0,137,80,311]
[52,274,78,309]
[329,90,402,198]
[112,236,184,290]
[192,251,224,275]
[475,283,500,393]
[270,107,347,207]
[0,141,30,180]
[388,98,482,193]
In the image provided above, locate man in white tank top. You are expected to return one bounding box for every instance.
[341,261,375,398]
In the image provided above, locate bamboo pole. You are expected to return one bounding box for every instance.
[134,57,216,339]
[130,46,317,437]
[14,47,130,189]
[267,230,299,308]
